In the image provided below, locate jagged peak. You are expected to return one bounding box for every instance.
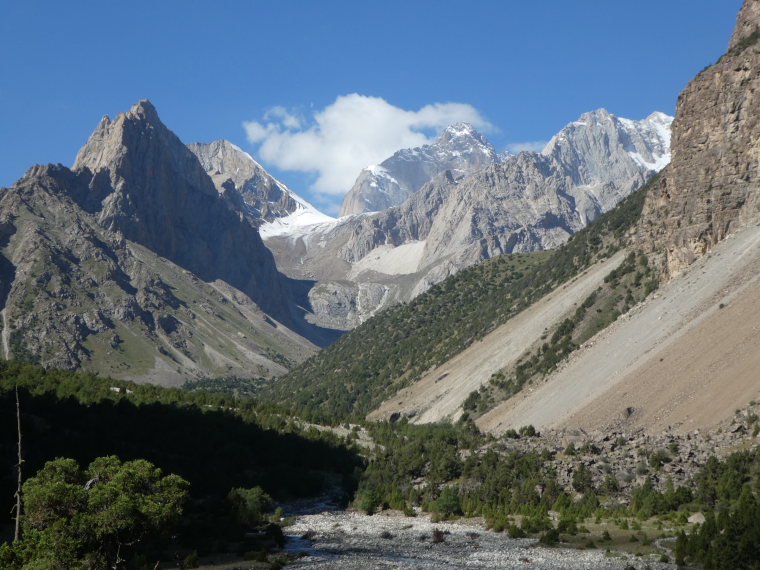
[126,98,160,122]
[571,108,613,125]
[551,108,673,138]
[441,122,477,135]
[436,122,490,145]
[73,99,186,173]
[97,115,111,129]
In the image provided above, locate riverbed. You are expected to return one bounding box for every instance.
[284,511,674,569]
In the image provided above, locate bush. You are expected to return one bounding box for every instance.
[539,528,560,546]
[229,486,273,528]
[357,489,382,515]
[434,487,463,519]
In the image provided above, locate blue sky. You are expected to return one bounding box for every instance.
[0,0,744,214]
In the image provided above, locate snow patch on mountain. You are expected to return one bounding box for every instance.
[258,203,336,238]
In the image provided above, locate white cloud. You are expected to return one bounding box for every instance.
[506,140,549,154]
[243,93,491,197]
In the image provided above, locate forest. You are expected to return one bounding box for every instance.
[0,361,362,567]
[1,359,760,568]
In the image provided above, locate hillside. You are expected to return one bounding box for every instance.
[260,180,652,422]
[480,221,760,436]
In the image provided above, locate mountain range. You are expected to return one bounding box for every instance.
[268,0,760,437]
[0,72,672,384]
[263,109,671,329]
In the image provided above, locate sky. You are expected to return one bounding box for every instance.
[0,0,745,214]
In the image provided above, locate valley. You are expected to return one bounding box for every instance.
[1,1,760,568]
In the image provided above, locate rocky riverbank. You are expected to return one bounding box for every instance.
[284,511,674,569]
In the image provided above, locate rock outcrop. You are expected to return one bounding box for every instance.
[339,123,497,217]
[636,0,760,277]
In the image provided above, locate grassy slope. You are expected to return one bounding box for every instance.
[260,176,656,422]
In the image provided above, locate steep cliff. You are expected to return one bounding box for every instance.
[637,0,760,277]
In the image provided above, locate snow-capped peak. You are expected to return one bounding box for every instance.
[542,108,673,173]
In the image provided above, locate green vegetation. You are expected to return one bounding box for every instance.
[0,456,187,569]
[262,176,657,423]
[729,29,760,56]
[354,419,760,567]
[0,361,362,563]
[184,375,270,396]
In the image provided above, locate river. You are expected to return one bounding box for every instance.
[283,510,674,569]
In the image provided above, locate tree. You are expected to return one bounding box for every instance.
[2,456,188,569]
[572,463,593,493]
[228,486,272,528]
[12,385,23,543]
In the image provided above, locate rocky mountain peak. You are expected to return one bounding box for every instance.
[67,101,296,323]
[74,98,216,197]
[127,98,160,121]
[188,140,331,229]
[188,139,262,192]
[542,108,672,184]
[437,122,487,143]
[339,122,497,217]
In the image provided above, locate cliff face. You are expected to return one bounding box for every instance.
[189,140,298,223]
[637,0,760,277]
[73,100,290,322]
[0,101,327,382]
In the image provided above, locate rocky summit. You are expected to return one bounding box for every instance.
[0,101,325,384]
[339,122,498,217]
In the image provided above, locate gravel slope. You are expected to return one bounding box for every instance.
[478,225,760,435]
[368,251,627,423]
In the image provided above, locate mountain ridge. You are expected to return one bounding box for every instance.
[339,122,498,217]
[0,100,328,383]
[263,108,671,330]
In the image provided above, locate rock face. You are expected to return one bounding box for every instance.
[189,140,307,224]
[0,101,324,383]
[339,123,498,217]
[636,0,760,277]
[542,109,672,224]
[73,101,290,321]
[189,139,335,239]
[266,109,671,329]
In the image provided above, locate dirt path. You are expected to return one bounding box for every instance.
[368,251,626,423]
[478,225,760,435]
